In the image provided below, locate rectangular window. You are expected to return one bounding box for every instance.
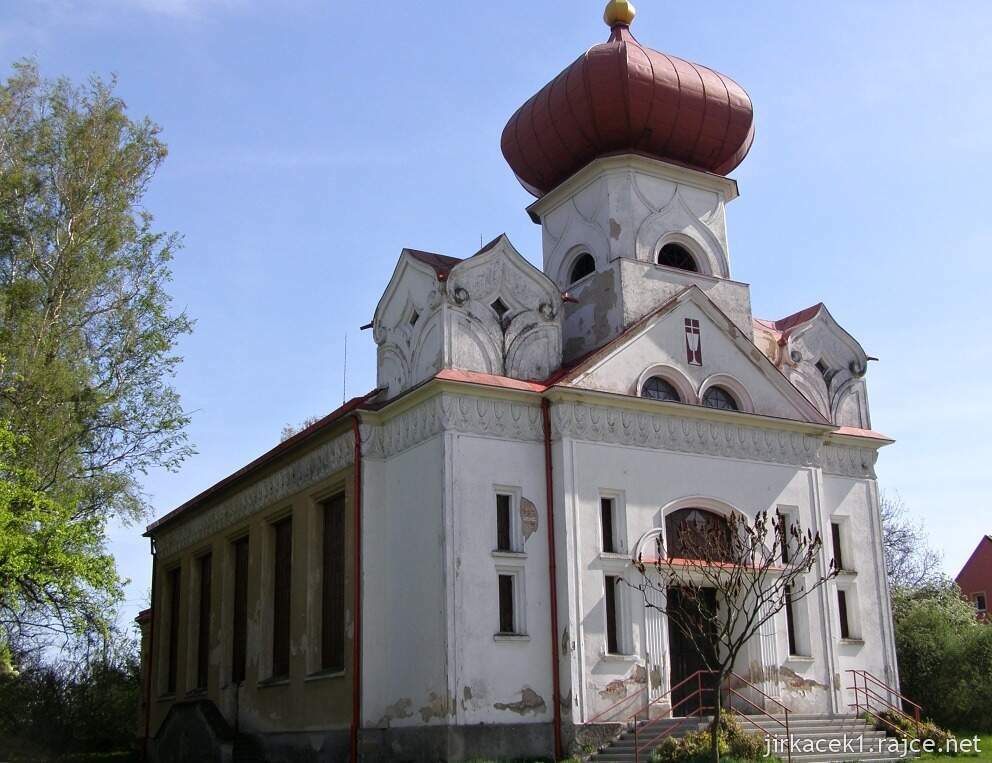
[165,567,181,695]
[496,493,512,552]
[778,521,791,564]
[231,536,249,684]
[605,575,620,653]
[321,494,346,672]
[271,517,293,678]
[831,522,844,570]
[837,589,851,640]
[975,593,988,613]
[601,498,615,553]
[784,585,798,655]
[196,554,212,690]
[498,574,515,634]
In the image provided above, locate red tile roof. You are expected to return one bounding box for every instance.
[406,249,463,277]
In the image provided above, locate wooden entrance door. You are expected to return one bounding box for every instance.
[667,587,718,716]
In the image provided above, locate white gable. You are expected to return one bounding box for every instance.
[566,288,827,423]
[373,236,563,399]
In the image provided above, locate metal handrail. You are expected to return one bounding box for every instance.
[849,669,922,716]
[623,670,794,763]
[846,669,922,738]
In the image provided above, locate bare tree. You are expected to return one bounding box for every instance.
[879,492,943,591]
[626,510,839,763]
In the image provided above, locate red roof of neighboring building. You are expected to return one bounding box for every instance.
[501,12,754,197]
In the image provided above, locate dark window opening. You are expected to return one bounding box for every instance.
[778,521,791,565]
[196,554,212,690]
[409,310,420,327]
[785,586,798,655]
[569,253,596,284]
[491,298,509,320]
[498,575,515,634]
[642,376,681,403]
[272,518,292,679]
[231,537,249,684]
[975,593,987,613]
[837,589,851,639]
[605,575,620,654]
[831,522,845,570]
[816,359,830,379]
[600,498,616,554]
[658,243,698,272]
[496,494,512,552]
[322,494,346,672]
[165,567,181,695]
[702,386,739,411]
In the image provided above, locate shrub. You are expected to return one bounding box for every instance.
[650,711,773,763]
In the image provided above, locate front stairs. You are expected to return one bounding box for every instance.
[590,713,917,763]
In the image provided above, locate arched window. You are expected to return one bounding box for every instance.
[569,253,596,284]
[665,508,732,561]
[658,243,698,273]
[702,385,739,411]
[642,376,681,403]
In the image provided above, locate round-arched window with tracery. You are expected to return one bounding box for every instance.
[702,386,739,411]
[658,243,698,273]
[665,508,733,561]
[642,376,681,403]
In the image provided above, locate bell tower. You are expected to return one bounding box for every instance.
[501,1,756,360]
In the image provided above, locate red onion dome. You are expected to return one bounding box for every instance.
[501,1,755,197]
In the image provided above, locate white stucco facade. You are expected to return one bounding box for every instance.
[352,154,897,756]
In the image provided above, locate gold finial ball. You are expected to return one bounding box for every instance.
[604,0,636,27]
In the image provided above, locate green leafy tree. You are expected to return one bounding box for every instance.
[0,60,191,646]
[892,582,992,731]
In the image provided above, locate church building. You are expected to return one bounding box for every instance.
[138,3,898,760]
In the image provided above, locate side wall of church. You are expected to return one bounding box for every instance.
[146,427,359,760]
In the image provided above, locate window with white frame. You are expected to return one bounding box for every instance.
[836,583,862,641]
[493,488,522,554]
[603,574,631,655]
[830,519,853,572]
[494,566,526,637]
[599,492,626,555]
[974,592,988,614]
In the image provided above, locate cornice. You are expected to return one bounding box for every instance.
[527,154,740,223]
[154,431,354,558]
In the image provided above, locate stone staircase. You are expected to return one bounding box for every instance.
[590,713,916,763]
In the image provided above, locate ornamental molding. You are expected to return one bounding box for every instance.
[819,443,878,479]
[362,392,544,459]
[155,432,354,558]
[551,400,822,467]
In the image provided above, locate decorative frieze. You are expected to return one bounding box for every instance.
[550,400,823,468]
[155,392,876,557]
[154,432,354,557]
[820,443,878,479]
[362,393,544,459]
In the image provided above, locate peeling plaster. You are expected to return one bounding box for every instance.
[609,218,622,240]
[779,666,828,695]
[419,691,453,723]
[376,698,413,728]
[598,679,628,699]
[494,687,547,715]
[561,625,571,655]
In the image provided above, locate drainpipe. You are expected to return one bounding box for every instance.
[541,398,563,759]
[350,415,364,762]
[143,538,157,761]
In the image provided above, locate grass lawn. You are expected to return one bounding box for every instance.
[921,732,992,760]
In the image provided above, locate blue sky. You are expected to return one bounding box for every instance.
[5,0,991,629]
